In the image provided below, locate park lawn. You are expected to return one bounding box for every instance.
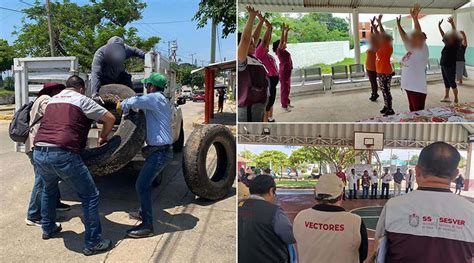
[313,52,367,74]
[312,52,401,74]
[276,178,318,188]
[0,88,14,95]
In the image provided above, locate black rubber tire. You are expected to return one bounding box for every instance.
[81,84,146,176]
[173,122,184,152]
[183,124,236,200]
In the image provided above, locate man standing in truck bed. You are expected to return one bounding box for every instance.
[90,36,145,100]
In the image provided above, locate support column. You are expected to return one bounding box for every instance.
[352,8,361,65]
[204,68,211,124]
[464,142,473,191]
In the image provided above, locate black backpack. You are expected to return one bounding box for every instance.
[9,100,41,143]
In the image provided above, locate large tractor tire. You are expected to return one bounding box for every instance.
[81,84,146,176]
[183,124,236,200]
[173,122,185,152]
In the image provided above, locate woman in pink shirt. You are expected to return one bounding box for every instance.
[254,17,279,122]
[273,24,293,112]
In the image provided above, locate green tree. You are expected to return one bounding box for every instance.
[171,62,205,88]
[193,0,236,38]
[13,0,159,72]
[254,150,289,171]
[293,146,364,170]
[408,155,419,165]
[239,149,254,160]
[0,39,15,82]
[238,12,349,44]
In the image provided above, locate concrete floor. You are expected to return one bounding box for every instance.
[273,79,474,122]
[0,100,236,262]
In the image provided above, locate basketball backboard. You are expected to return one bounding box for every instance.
[354,132,384,151]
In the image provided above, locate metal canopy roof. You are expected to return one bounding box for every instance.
[191,60,236,74]
[238,0,471,14]
[238,123,474,150]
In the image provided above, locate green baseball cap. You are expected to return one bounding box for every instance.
[141,73,167,88]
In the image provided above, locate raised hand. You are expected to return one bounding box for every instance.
[447,16,454,25]
[256,11,264,21]
[246,5,257,17]
[438,19,443,27]
[396,15,401,25]
[370,16,376,25]
[410,3,421,18]
[377,14,383,23]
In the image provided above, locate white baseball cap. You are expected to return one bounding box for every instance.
[315,174,344,200]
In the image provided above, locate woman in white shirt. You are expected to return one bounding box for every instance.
[396,4,429,112]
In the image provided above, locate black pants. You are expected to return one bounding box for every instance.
[266,76,279,111]
[101,71,133,89]
[367,70,378,96]
[405,183,413,193]
[381,183,390,199]
[371,183,378,199]
[377,73,393,109]
[441,65,457,89]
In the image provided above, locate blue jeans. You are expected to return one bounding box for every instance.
[26,151,60,221]
[362,186,369,199]
[33,147,102,249]
[136,149,173,225]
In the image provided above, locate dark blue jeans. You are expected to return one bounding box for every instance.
[26,152,60,221]
[136,149,173,225]
[362,186,369,199]
[33,147,102,249]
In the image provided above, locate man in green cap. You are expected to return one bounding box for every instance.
[120,72,173,238]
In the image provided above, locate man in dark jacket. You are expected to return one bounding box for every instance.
[238,175,296,263]
[90,36,145,99]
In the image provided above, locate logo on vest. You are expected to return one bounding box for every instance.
[409,213,420,227]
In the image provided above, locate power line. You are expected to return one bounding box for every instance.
[131,20,192,25]
[0,6,27,13]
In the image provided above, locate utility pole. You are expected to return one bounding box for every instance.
[45,0,55,56]
[210,18,217,63]
[190,53,197,65]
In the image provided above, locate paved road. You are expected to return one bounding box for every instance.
[0,99,236,262]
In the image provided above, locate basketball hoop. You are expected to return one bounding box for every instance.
[364,138,375,149]
[353,132,384,151]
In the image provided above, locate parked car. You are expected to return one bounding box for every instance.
[181,86,193,100]
[192,90,205,102]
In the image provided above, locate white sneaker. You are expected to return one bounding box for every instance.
[440,98,451,103]
[25,218,41,227]
[282,107,291,112]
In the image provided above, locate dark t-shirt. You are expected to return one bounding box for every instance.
[457,45,467,62]
[440,37,461,67]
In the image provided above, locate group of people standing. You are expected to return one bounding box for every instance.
[366,4,468,116]
[340,167,416,200]
[238,6,294,122]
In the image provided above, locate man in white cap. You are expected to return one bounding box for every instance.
[293,174,368,263]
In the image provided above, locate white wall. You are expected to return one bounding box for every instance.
[274,41,350,68]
